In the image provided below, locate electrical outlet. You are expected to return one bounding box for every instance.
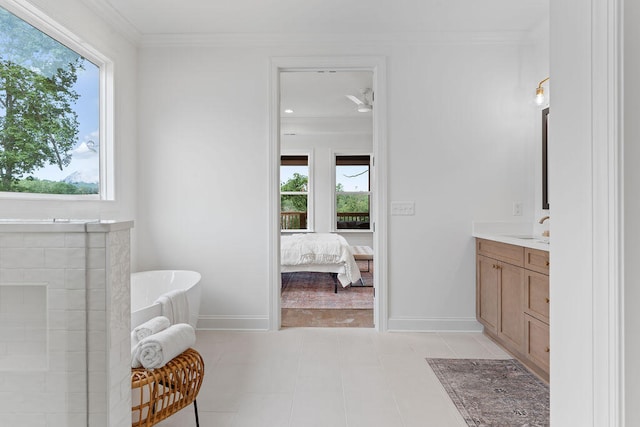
[512,202,523,216]
[391,201,415,216]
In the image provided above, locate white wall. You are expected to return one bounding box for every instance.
[137,37,536,330]
[625,0,640,423]
[0,0,138,228]
[522,19,551,235]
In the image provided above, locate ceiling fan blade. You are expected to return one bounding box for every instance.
[345,95,364,105]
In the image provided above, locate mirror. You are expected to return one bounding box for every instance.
[542,107,549,210]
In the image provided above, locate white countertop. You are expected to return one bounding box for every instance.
[472,232,550,251]
[471,221,549,252]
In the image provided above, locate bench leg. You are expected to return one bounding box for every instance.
[331,273,338,293]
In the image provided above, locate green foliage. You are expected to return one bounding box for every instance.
[336,193,369,213]
[0,8,81,76]
[281,194,307,213]
[281,173,308,213]
[0,7,83,192]
[14,177,97,194]
[280,172,307,192]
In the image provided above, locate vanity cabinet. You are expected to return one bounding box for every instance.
[476,238,550,381]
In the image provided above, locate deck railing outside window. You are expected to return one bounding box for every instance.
[281,212,308,230]
[336,212,370,229]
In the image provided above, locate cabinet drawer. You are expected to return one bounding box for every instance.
[476,239,524,267]
[524,270,549,323]
[525,314,550,374]
[525,248,549,275]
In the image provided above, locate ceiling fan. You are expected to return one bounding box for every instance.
[345,88,373,113]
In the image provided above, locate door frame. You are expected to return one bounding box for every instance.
[268,56,388,330]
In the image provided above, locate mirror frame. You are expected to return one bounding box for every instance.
[542,107,550,210]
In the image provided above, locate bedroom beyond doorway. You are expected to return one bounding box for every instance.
[278,68,375,328]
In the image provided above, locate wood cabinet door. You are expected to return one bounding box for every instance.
[525,314,550,374]
[497,261,525,352]
[476,255,499,334]
[524,270,550,323]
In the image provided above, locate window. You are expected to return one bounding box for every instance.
[0,5,107,197]
[335,155,371,230]
[280,155,310,230]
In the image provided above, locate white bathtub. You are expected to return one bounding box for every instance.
[131,270,202,330]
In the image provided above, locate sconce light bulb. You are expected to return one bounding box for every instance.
[535,87,545,106]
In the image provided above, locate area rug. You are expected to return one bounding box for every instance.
[426,358,549,427]
[281,266,373,310]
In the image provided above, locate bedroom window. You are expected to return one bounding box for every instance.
[281,155,309,230]
[0,5,111,198]
[336,155,371,230]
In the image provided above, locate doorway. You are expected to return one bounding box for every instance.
[269,57,388,330]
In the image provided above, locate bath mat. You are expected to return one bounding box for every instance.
[426,358,549,427]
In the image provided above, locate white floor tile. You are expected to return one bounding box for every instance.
[150,329,516,427]
[231,393,293,427]
[437,332,497,359]
[290,391,347,427]
[344,389,404,427]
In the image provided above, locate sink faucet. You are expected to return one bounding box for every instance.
[538,216,550,238]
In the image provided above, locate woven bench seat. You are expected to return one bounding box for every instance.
[132,348,204,427]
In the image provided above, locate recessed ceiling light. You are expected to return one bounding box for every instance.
[284,109,294,114]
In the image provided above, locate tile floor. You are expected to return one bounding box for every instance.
[155,328,510,427]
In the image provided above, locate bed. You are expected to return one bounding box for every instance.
[281,233,362,293]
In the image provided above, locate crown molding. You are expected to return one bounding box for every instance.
[140,30,531,48]
[78,0,141,45]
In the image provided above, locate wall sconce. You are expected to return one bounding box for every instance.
[535,77,550,106]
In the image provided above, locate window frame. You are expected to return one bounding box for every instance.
[0,0,114,200]
[333,152,372,232]
[280,152,313,232]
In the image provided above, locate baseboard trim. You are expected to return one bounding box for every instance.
[387,316,483,332]
[196,315,270,331]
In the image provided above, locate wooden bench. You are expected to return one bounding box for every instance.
[351,246,373,272]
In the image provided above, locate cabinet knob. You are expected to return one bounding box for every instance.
[546,261,550,266]
[545,347,550,353]
[545,297,550,303]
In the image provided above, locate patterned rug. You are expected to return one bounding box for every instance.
[281,260,373,309]
[426,358,550,427]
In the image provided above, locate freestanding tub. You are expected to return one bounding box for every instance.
[131,270,202,330]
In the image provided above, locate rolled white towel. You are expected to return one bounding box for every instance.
[133,323,196,369]
[132,316,171,345]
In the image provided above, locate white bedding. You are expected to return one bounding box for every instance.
[281,233,361,287]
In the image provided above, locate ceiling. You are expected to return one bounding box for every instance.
[280,71,373,135]
[83,0,548,37]
[281,71,373,118]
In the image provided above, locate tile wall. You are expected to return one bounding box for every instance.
[0,221,133,427]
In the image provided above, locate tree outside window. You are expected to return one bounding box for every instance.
[0,6,100,195]
[280,155,309,230]
[336,155,371,230]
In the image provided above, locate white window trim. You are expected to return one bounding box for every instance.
[0,0,115,201]
[280,150,313,232]
[332,151,373,233]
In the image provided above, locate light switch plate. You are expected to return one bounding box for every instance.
[391,201,415,216]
